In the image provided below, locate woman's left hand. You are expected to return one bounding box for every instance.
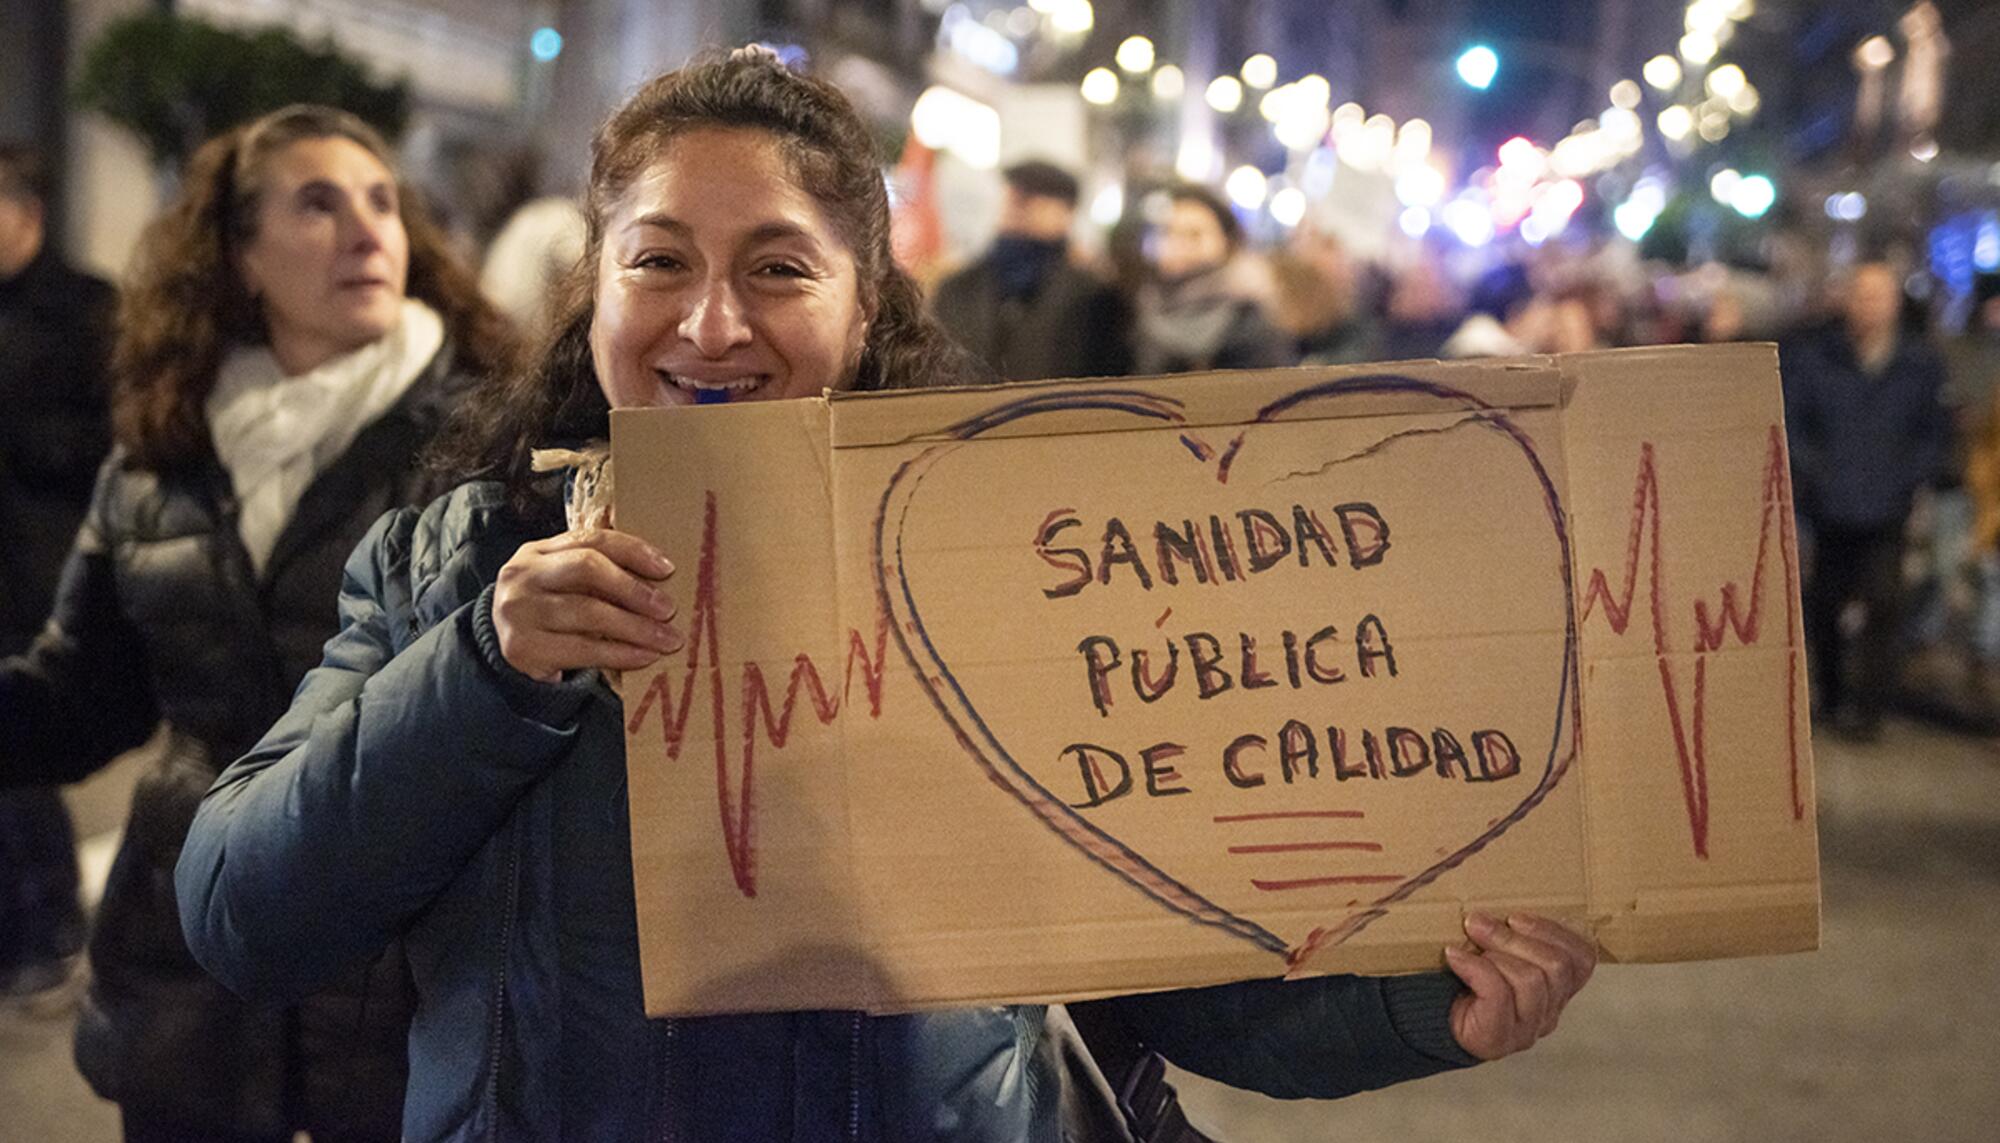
[1443,911,1598,1061]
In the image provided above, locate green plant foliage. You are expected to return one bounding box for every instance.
[73,11,411,167]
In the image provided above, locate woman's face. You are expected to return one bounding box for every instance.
[235,135,409,374]
[1155,199,1230,281]
[590,127,871,409]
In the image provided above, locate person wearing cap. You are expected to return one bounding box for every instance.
[930,159,1133,381]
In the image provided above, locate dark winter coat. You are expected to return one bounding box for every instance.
[1781,327,1953,531]
[931,249,1134,381]
[0,349,472,1137]
[178,480,1479,1142]
[0,246,116,650]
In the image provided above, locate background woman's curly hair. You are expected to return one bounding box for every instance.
[111,103,520,472]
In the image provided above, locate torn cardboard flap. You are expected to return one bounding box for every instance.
[611,344,1820,1017]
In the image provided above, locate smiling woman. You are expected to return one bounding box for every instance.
[589,128,872,408]
[176,51,1595,1143]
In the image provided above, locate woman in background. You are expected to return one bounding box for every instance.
[0,104,515,1141]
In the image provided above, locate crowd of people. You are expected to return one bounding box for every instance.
[0,41,1985,1142]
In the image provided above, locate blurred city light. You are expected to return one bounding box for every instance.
[1685,0,1732,37]
[941,8,1018,74]
[529,27,562,61]
[1206,75,1244,113]
[1644,54,1683,91]
[1089,182,1124,227]
[1730,83,1760,117]
[1709,167,1743,204]
[1395,165,1447,207]
[1225,165,1269,209]
[1913,135,1940,162]
[1176,135,1217,181]
[1609,79,1642,110]
[1443,197,1494,246]
[1041,0,1094,35]
[1825,192,1868,222]
[1274,102,1334,152]
[1396,118,1433,161]
[1399,205,1433,238]
[1856,35,1895,71]
[1241,53,1278,89]
[1115,35,1154,74]
[1150,64,1184,101]
[1731,173,1776,218]
[1080,67,1119,105]
[1456,45,1499,90]
[1976,217,2000,270]
[1497,136,1547,179]
[1269,186,1307,227]
[1697,102,1732,141]
[911,85,1001,167]
[1705,64,1746,100]
[1679,32,1718,65]
[1614,200,1657,240]
[1615,174,1669,240]
[1657,104,1695,141]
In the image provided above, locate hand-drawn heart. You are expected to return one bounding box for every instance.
[873,376,1581,973]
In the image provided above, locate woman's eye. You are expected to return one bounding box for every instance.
[635,253,685,271]
[757,262,810,279]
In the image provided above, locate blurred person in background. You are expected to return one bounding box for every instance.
[176,50,1595,1143]
[1700,284,1751,344]
[480,193,588,342]
[930,158,1131,380]
[1442,262,1536,358]
[1782,260,1951,740]
[1134,183,1291,374]
[1377,255,1463,360]
[0,143,114,1002]
[1269,226,1378,366]
[0,104,517,1142]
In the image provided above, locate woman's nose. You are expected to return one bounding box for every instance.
[343,203,386,254]
[679,278,753,357]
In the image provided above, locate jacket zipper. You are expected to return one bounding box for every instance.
[655,1018,679,1143]
[847,1013,863,1143]
[483,825,523,1139]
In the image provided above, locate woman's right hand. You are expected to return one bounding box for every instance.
[491,529,684,683]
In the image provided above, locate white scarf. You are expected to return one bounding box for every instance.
[206,298,444,574]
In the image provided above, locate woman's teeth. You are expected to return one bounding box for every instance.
[663,372,763,394]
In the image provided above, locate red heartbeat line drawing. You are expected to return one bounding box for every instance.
[1579,425,1807,858]
[626,492,889,897]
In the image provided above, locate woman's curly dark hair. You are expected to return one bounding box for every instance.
[428,48,979,509]
[110,104,519,472]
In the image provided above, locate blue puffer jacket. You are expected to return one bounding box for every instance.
[176,481,1476,1142]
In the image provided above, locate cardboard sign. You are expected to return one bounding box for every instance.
[610,345,1821,1017]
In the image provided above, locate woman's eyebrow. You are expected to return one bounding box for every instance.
[629,212,691,235]
[628,212,817,248]
[743,220,817,246]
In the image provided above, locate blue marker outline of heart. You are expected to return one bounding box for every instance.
[871,375,1581,969]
